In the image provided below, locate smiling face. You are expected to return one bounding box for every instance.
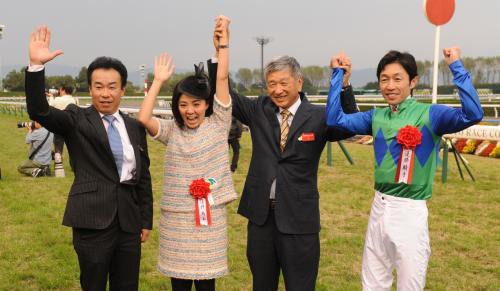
[89,68,125,115]
[379,62,418,106]
[266,70,302,109]
[178,94,209,129]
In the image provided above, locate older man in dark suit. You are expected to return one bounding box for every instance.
[209,28,357,291]
[25,26,152,291]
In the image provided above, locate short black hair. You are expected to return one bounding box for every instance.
[59,86,74,95]
[87,56,128,88]
[171,74,213,128]
[377,50,418,82]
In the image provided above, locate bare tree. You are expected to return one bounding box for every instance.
[235,68,253,90]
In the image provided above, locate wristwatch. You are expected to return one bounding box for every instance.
[218,44,229,49]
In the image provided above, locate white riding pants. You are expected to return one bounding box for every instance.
[361,191,431,291]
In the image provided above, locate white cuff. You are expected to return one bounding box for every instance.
[150,117,162,140]
[27,64,45,72]
[214,94,232,108]
[211,57,218,63]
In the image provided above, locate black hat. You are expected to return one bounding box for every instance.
[178,62,211,100]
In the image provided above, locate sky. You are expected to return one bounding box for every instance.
[0,0,499,78]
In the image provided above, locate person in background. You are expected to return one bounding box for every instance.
[228,116,243,172]
[48,85,79,172]
[17,121,53,177]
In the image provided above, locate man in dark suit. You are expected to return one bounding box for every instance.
[25,26,153,291]
[209,31,357,291]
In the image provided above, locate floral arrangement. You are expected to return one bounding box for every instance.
[489,145,500,158]
[474,141,496,157]
[454,139,467,152]
[462,139,481,154]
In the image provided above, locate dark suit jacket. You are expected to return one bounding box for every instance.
[208,60,358,234]
[25,69,153,233]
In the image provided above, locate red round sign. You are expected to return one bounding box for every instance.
[424,0,455,26]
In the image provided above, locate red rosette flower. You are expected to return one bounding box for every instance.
[189,178,211,199]
[396,125,422,149]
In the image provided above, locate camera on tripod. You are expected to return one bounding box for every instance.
[17,121,36,129]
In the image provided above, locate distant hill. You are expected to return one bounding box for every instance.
[350,68,377,88]
[1,64,81,78]
[1,64,190,87]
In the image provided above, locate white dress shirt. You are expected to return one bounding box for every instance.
[49,94,79,110]
[100,111,136,182]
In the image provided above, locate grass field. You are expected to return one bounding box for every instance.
[0,112,499,290]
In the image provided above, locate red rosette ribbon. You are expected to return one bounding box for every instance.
[396,125,422,149]
[189,178,212,226]
[395,125,422,184]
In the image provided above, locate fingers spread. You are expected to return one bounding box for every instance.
[46,29,52,45]
[35,26,41,42]
[41,25,47,42]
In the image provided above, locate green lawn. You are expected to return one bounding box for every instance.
[0,112,498,290]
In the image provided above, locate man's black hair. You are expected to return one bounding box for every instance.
[87,56,128,88]
[59,86,74,95]
[376,50,418,82]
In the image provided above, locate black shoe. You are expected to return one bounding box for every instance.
[43,166,51,176]
[230,165,237,172]
[31,168,44,177]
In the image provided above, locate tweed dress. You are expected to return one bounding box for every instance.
[152,97,238,280]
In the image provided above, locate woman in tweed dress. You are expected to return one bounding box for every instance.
[137,16,236,291]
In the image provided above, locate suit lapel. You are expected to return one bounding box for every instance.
[287,101,312,145]
[263,98,281,152]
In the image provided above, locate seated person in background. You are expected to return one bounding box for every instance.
[326,47,483,290]
[18,121,53,177]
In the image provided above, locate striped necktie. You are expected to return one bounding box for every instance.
[103,115,123,177]
[280,110,291,152]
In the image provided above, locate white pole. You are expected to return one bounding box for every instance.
[0,54,3,92]
[140,64,146,96]
[431,25,441,104]
[0,25,3,91]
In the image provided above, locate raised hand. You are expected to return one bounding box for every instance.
[216,15,230,44]
[330,51,352,87]
[214,15,230,47]
[29,25,63,65]
[213,23,222,54]
[214,15,231,106]
[443,47,461,65]
[153,53,175,83]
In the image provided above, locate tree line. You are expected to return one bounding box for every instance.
[2,56,500,95]
[1,66,137,95]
